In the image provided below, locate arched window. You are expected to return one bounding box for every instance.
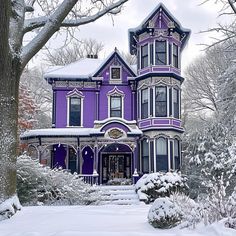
[174,139,180,170]
[156,137,168,171]
[141,139,149,173]
[155,86,167,117]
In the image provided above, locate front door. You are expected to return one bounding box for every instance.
[102,154,131,183]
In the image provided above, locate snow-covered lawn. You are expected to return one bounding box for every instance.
[0,204,235,236]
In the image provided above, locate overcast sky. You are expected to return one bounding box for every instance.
[41,0,229,72]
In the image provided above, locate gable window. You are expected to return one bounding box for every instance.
[141,44,148,69]
[141,88,148,119]
[156,137,168,171]
[173,88,179,119]
[111,67,121,80]
[141,139,149,173]
[69,97,81,126]
[155,41,166,65]
[155,86,167,117]
[173,44,178,68]
[110,96,122,117]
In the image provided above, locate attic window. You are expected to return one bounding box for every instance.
[110,66,121,80]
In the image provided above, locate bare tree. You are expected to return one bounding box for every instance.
[0,0,128,217]
[45,38,104,65]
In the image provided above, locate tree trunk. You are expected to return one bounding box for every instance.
[0,1,21,211]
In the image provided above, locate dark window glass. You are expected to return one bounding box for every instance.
[110,96,122,117]
[173,88,179,119]
[141,44,148,69]
[141,88,148,119]
[173,44,178,68]
[155,41,166,65]
[169,43,172,65]
[155,86,167,117]
[111,67,121,79]
[69,97,81,126]
[142,139,149,173]
[150,44,154,65]
[174,139,180,170]
[156,137,168,171]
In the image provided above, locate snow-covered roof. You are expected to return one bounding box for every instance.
[44,58,104,80]
[44,49,137,82]
[21,128,102,139]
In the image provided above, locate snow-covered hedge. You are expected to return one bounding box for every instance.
[148,197,182,229]
[17,155,100,206]
[135,172,188,203]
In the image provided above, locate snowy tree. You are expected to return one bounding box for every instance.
[18,82,38,135]
[183,122,236,199]
[0,0,128,217]
[45,38,104,66]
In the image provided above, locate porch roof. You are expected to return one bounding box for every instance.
[20,126,142,140]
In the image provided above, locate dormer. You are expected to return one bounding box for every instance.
[128,3,190,76]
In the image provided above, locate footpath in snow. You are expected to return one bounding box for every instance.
[0,204,235,236]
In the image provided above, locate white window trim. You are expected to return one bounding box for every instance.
[167,139,171,171]
[66,89,84,127]
[107,86,125,118]
[153,138,156,172]
[110,66,122,83]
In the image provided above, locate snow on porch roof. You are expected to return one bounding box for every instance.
[44,58,104,80]
[20,128,103,139]
[20,126,142,140]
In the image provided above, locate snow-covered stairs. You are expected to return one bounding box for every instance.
[98,185,140,205]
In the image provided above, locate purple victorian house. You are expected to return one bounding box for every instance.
[21,3,190,184]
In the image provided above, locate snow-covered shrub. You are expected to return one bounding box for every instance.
[170,193,202,229]
[148,197,182,229]
[17,155,100,206]
[0,196,21,221]
[183,123,236,199]
[135,172,188,203]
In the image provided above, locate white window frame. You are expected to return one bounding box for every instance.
[110,66,122,80]
[107,86,125,118]
[66,89,84,127]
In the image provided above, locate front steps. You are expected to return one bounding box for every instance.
[98,185,140,205]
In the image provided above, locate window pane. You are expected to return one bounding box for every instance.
[69,97,81,126]
[142,140,149,173]
[110,96,122,117]
[111,67,121,79]
[156,138,167,155]
[173,44,178,68]
[173,89,179,118]
[155,87,167,117]
[174,139,179,157]
[141,89,148,119]
[155,41,166,65]
[141,44,148,68]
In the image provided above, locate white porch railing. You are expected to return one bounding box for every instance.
[78,171,99,185]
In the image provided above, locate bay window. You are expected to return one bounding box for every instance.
[173,44,178,68]
[174,139,180,170]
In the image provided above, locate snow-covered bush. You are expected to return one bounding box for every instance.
[17,155,100,206]
[135,172,188,203]
[170,193,202,229]
[183,122,236,198]
[148,197,182,229]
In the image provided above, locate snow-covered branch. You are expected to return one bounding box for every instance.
[21,0,128,68]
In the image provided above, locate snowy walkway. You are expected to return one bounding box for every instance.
[0,204,235,236]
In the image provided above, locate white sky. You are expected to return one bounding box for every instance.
[34,0,230,73]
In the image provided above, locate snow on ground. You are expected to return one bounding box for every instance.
[0,204,235,236]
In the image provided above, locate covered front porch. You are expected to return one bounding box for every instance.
[20,118,142,185]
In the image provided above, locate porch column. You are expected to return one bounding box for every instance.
[132,143,139,183]
[77,137,80,174]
